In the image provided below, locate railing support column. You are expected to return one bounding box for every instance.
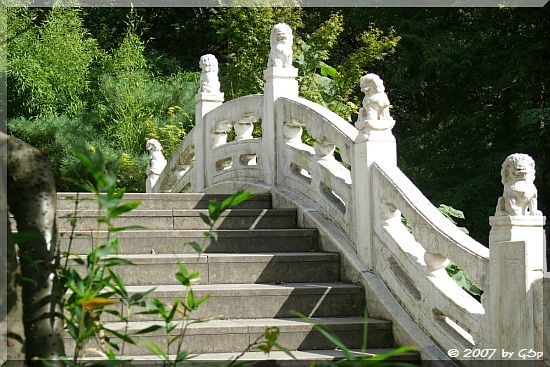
[483,153,546,361]
[195,54,224,192]
[486,216,546,358]
[263,67,298,187]
[352,74,396,270]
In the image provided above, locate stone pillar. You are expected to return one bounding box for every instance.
[484,153,546,361]
[487,216,546,356]
[263,67,298,186]
[352,73,396,269]
[195,54,224,192]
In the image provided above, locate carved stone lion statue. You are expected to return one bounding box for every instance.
[495,153,541,216]
[146,138,167,192]
[267,23,293,68]
[198,54,221,94]
[359,73,391,121]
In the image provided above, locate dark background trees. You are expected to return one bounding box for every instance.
[6,6,547,246]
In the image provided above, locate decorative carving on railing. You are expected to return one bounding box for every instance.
[495,153,541,216]
[203,95,264,187]
[199,54,221,94]
[267,23,293,68]
[145,139,167,193]
[153,129,195,193]
[277,97,355,236]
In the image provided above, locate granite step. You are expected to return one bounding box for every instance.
[78,349,421,366]
[64,317,394,356]
[56,192,273,210]
[57,208,296,231]
[59,229,318,254]
[102,283,364,321]
[69,252,340,286]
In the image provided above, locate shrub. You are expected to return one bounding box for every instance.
[7,7,100,118]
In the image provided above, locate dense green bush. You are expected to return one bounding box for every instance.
[7,8,199,192]
[7,7,100,118]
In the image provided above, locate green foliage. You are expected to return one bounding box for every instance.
[446,264,482,297]
[8,7,100,118]
[437,204,468,234]
[7,115,148,192]
[7,9,199,191]
[95,30,198,155]
[60,144,145,362]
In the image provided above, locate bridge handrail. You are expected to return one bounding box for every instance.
[155,127,195,193]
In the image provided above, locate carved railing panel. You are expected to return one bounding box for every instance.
[276,97,355,237]
[156,128,196,193]
[204,95,264,187]
[372,162,489,351]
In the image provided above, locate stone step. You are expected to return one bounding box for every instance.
[70,253,340,286]
[65,317,394,356]
[79,349,420,366]
[57,192,273,210]
[60,229,318,254]
[57,209,296,231]
[103,283,364,321]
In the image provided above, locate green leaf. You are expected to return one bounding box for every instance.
[199,213,213,226]
[133,324,164,335]
[109,201,141,218]
[220,190,252,213]
[166,299,179,324]
[175,351,190,362]
[320,61,338,79]
[101,257,134,267]
[103,327,136,345]
[293,311,353,360]
[146,341,168,361]
[128,287,156,304]
[187,241,203,254]
[107,269,127,297]
[202,231,218,240]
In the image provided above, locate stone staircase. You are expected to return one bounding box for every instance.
[57,192,419,365]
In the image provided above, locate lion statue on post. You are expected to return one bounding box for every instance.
[495,153,541,216]
[359,73,391,121]
[199,54,221,94]
[146,139,167,193]
[267,23,293,68]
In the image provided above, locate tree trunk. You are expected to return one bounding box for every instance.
[2,132,65,365]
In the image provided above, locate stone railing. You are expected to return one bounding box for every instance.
[151,24,546,363]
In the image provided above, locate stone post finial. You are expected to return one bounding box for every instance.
[495,153,541,216]
[146,138,167,193]
[198,54,221,95]
[267,23,294,68]
[355,73,395,137]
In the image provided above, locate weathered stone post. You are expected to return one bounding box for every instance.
[263,23,299,186]
[485,153,546,360]
[195,54,224,192]
[352,74,396,269]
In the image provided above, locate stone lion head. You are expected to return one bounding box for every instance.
[146,139,163,153]
[199,54,218,74]
[270,23,293,48]
[360,73,385,94]
[501,153,535,185]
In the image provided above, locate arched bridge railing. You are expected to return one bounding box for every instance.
[149,25,546,364]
